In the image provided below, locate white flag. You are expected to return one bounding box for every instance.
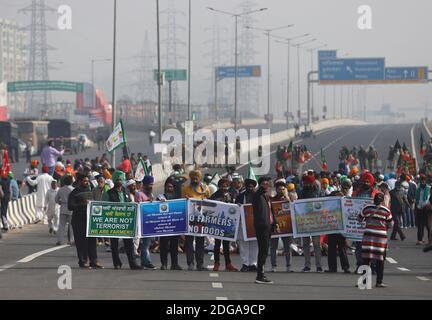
[134,159,148,181]
[105,120,126,153]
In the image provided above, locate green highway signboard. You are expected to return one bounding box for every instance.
[154,69,187,82]
[7,81,84,93]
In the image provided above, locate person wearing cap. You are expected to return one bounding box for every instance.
[210,178,238,272]
[326,180,351,274]
[45,180,60,235]
[26,165,55,224]
[169,164,188,199]
[68,173,103,269]
[137,175,157,270]
[102,170,139,270]
[236,178,258,272]
[55,175,74,245]
[182,170,210,271]
[389,181,408,241]
[23,160,39,194]
[320,178,332,197]
[300,174,323,273]
[203,173,218,196]
[358,192,393,288]
[270,180,293,273]
[40,140,64,176]
[387,172,398,191]
[415,175,431,245]
[253,176,280,284]
[156,178,183,271]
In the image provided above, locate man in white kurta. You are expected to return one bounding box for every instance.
[26,166,54,224]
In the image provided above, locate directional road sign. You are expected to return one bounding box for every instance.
[319,58,385,83]
[385,67,428,83]
[216,65,261,79]
[153,69,187,82]
[318,50,337,60]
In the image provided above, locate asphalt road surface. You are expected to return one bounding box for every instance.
[1,121,431,300]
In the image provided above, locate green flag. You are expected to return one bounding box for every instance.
[134,159,149,181]
[105,120,126,153]
[247,163,257,182]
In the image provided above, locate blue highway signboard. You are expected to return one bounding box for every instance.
[385,67,428,83]
[319,58,385,83]
[216,65,261,79]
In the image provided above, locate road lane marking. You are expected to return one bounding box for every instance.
[386,257,398,264]
[410,124,418,169]
[0,264,16,272]
[423,119,432,138]
[416,276,430,281]
[207,265,214,269]
[216,297,228,300]
[210,254,214,261]
[212,282,223,289]
[397,267,411,272]
[17,245,69,263]
[368,126,388,149]
[209,273,219,278]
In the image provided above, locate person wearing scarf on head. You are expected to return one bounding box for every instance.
[182,169,210,271]
[102,170,140,270]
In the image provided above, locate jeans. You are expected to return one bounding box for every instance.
[303,236,322,269]
[415,208,431,242]
[140,237,153,265]
[185,235,205,267]
[391,215,406,240]
[48,166,55,176]
[354,241,363,267]
[270,237,292,267]
[327,234,350,272]
[214,239,231,265]
[256,227,271,279]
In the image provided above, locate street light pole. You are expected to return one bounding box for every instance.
[157,0,162,142]
[274,33,309,128]
[292,38,316,124]
[208,7,267,131]
[245,24,294,127]
[187,0,191,121]
[305,44,326,121]
[111,0,118,167]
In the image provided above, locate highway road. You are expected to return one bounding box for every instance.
[1,122,431,300]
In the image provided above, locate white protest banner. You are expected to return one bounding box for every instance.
[342,197,373,241]
[106,120,126,153]
[188,199,241,241]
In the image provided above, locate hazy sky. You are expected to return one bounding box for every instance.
[1,0,431,120]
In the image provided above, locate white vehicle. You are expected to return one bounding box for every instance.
[78,134,95,149]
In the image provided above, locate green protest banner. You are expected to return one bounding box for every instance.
[86,201,138,238]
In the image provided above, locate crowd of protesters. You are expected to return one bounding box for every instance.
[1,138,432,289]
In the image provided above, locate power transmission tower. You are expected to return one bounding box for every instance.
[19,0,56,118]
[134,31,156,104]
[161,0,186,123]
[237,0,261,118]
[204,16,228,119]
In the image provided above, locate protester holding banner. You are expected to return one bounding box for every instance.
[326,181,351,274]
[253,176,279,284]
[236,178,258,272]
[68,173,103,269]
[102,170,139,270]
[270,180,293,273]
[157,178,183,271]
[139,175,157,270]
[300,174,323,273]
[182,169,210,271]
[210,178,238,272]
[359,193,393,288]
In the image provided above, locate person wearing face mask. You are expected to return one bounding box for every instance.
[68,173,103,269]
[210,178,238,272]
[300,174,323,273]
[182,170,210,271]
[270,180,293,273]
[156,178,183,270]
[253,176,280,284]
[139,175,157,270]
[103,170,140,270]
[236,178,258,272]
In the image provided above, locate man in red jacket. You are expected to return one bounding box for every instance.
[116,155,132,174]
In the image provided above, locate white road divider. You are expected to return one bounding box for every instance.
[0,193,38,229]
